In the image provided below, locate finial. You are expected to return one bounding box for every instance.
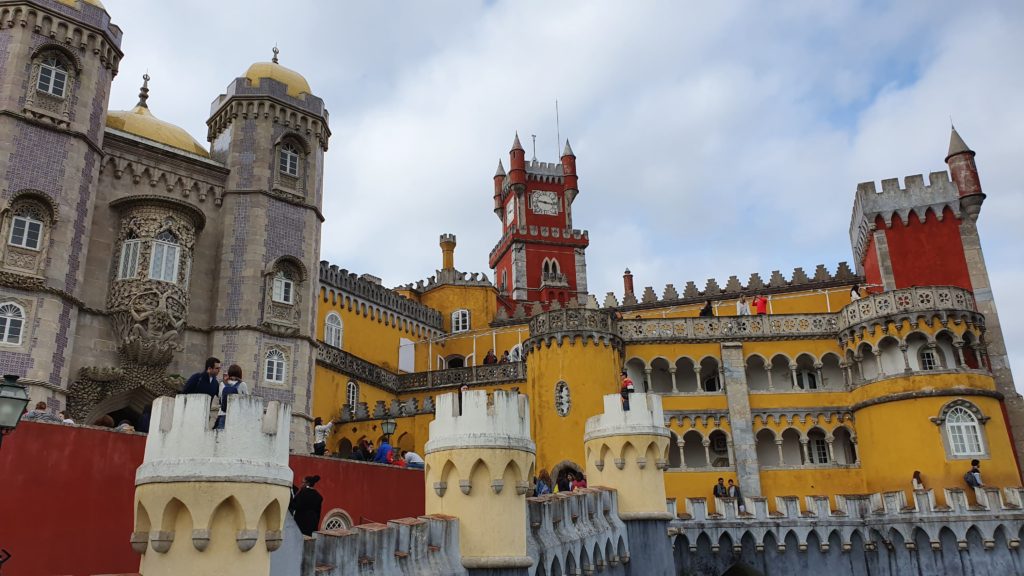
[272,45,280,64]
[136,73,150,108]
[531,134,537,162]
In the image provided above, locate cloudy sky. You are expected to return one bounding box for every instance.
[102,0,1023,382]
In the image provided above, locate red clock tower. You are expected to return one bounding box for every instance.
[489,134,589,308]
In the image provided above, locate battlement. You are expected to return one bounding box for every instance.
[135,394,292,487]
[425,390,534,454]
[525,159,565,182]
[527,487,631,574]
[319,260,444,329]
[400,267,494,295]
[585,393,670,442]
[488,225,589,264]
[849,170,962,265]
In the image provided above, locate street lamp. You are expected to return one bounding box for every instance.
[0,374,30,450]
[381,415,397,442]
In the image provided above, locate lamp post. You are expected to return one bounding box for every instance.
[381,415,397,442]
[0,374,30,450]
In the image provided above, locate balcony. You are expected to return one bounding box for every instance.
[618,314,838,343]
[837,285,980,333]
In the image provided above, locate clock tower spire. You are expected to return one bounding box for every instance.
[489,135,589,307]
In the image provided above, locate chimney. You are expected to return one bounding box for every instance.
[623,268,634,297]
[440,234,457,270]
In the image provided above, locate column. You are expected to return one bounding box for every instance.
[826,436,835,463]
[854,355,864,382]
[678,438,687,468]
[764,365,774,391]
[953,342,967,369]
[799,438,809,465]
[851,436,861,465]
[719,342,762,496]
[814,362,824,390]
[644,367,652,393]
[841,362,852,388]
[900,344,911,372]
[669,367,678,393]
[702,439,711,467]
[775,439,784,466]
[789,364,799,390]
[693,366,702,392]
[726,439,735,467]
[873,349,883,377]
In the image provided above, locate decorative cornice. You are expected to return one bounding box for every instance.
[222,189,325,222]
[850,388,1003,413]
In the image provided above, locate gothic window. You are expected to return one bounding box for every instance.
[264,349,286,383]
[118,235,142,279]
[272,270,295,304]
[919,346,945,371]
[279,143,299,177]
[703,375,720,392]
[37,57,68,97]
[325,312,342,348]
[8,214,42,250]
[808,429,830,464]
[946,407,983,456]
[346,381,359,410]
[554,381,570,416]
[149,231,180,283]
[451,309,470,333]
[0,302,25,345]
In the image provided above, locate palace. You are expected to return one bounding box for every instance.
[1,2,1023,571]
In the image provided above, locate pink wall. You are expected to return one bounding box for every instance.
[0,421,424,576]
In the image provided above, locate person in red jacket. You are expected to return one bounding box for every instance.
[752,294,769,315]
[620,370,635,411]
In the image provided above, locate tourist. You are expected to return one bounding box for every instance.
[620,370,634,411]
[557,472,573,493]
[356,439,373,461]
[183,356,221,397]
[727,479,745,513]
[115,419,135,432]
[289,475,324,537]
[500,350,511,363]
[483,349,498,364]
[312,417,336,456]
[458,384,469,415]
[572,473,588,491]
[535,469,553,496]
[752,294,769,315]
[912,470,925,490]
[374,437,395,464]
[850,284,862,302]
[214,364,250,429]
[736,296,751,316]
[713,478,728,498]
[21,401,61,423]
[965,459,984,488]
[94,414,115,428]
[58,411,74,424]
[699,300,714,317]
[394,451,407,467]
[404,449,425,469]
[136,405,151,433]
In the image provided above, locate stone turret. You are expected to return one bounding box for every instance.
[424,390,535,574]
[584,393,675,575]
[131,394,292,576]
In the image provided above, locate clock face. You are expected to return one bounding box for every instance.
[506,199,515,227]
[530,190,559,216]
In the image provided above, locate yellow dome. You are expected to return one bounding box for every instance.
[244,61,311,98]
[57,0,105,9]
[106,106,209,158]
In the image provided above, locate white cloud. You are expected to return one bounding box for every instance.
[103,0,1024,384]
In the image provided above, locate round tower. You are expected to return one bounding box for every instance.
[584,392,674,574]
[424,390,535,574]
[130,394,292,576]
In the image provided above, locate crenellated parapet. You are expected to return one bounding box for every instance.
[527,488,631,575]
[131,394,292,576]
[524,307,621,354]
[320,261,444,330]
[849,171,961,269]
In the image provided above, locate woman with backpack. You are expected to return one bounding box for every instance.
[214,364,249,429]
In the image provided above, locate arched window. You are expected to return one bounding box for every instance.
[149,230,180,283]
[918,345,946,371]
[346,381,359,410]
[451,309,470,333]
[279,143,299,177]
[264,349,286,383]
[807,429,830,464]
[554,381,570,416]
[0,302,25,345]
[272,270,295,304]
[8,212,43,250]
[325,312,342,348]
[796,370,818,390]
[37,57,68,97]
[946,406,983,457]
[118,233,142,279]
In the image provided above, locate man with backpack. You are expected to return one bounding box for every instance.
[214,364,249,429]
[964,459,984,488]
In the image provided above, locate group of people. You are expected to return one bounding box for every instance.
[696,285,864,318]
[712,478,746,513]
[533,468,588,496]
[482,349,516,364]
[20,400,149,432]
[182,356,250,429]
[310,421,425,469]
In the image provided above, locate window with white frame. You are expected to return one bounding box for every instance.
[149,231,180,283]
[808,431,830,464]
[451,309,470,333]
[37,57,68,98]
[118,237,142,279]
[272,270,295,304]
[946,406,984,456]
[346,381,359,410]
[264,349,286,383]
[796,370,818,390]
[279,143,299,177]
[919,346,943,371]
[325,313,342,348]
[0,302,25,345]
[9,215,43,250]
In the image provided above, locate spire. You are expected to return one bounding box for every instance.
[946,126,973,161]
[271,45,280,64]
[511,131,524,152]
[494,159,506,177]
[136,73,150,108]
[562,139,575,158]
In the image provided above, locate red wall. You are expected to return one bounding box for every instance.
[884,208,972,291]
[0,421,424,576]
[861,233,882,293]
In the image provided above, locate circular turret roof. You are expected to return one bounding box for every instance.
[105,105,209,158]
[57,0,105,8]
[244,50,311,98]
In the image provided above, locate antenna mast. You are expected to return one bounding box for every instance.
[555,99,561,157]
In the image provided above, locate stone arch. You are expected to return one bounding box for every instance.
[649,356,673,393]
[780,428,803,465]
[135,500,152,533]
[820,352,844,389]
[260,498,282,535]
[856,342,878,380]
[832,425,856,464]
[84,385,161,427]
[756,428,780,466]
[699,356,721,392]
[674,356,699,392]
[682,429,707,468]
[161,497,192,533]
[746,354,771,391]
[550,460,584,488]
[624,357,647,392]
[667,430,682,468]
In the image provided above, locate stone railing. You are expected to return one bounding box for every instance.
[316,344,399,390]
[397,362,526,390]
[838,286,978,332]
[618,314,838,343]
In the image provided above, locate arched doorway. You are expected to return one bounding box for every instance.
[549,460,584,489]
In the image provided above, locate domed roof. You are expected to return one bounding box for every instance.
[244,48,311,98]
[57,0,105,9]
[105,75,209,158]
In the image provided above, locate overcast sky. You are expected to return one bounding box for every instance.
[102,0,1023,384]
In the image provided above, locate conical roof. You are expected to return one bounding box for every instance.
[562,139,575,157]
[946,127,973,161]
